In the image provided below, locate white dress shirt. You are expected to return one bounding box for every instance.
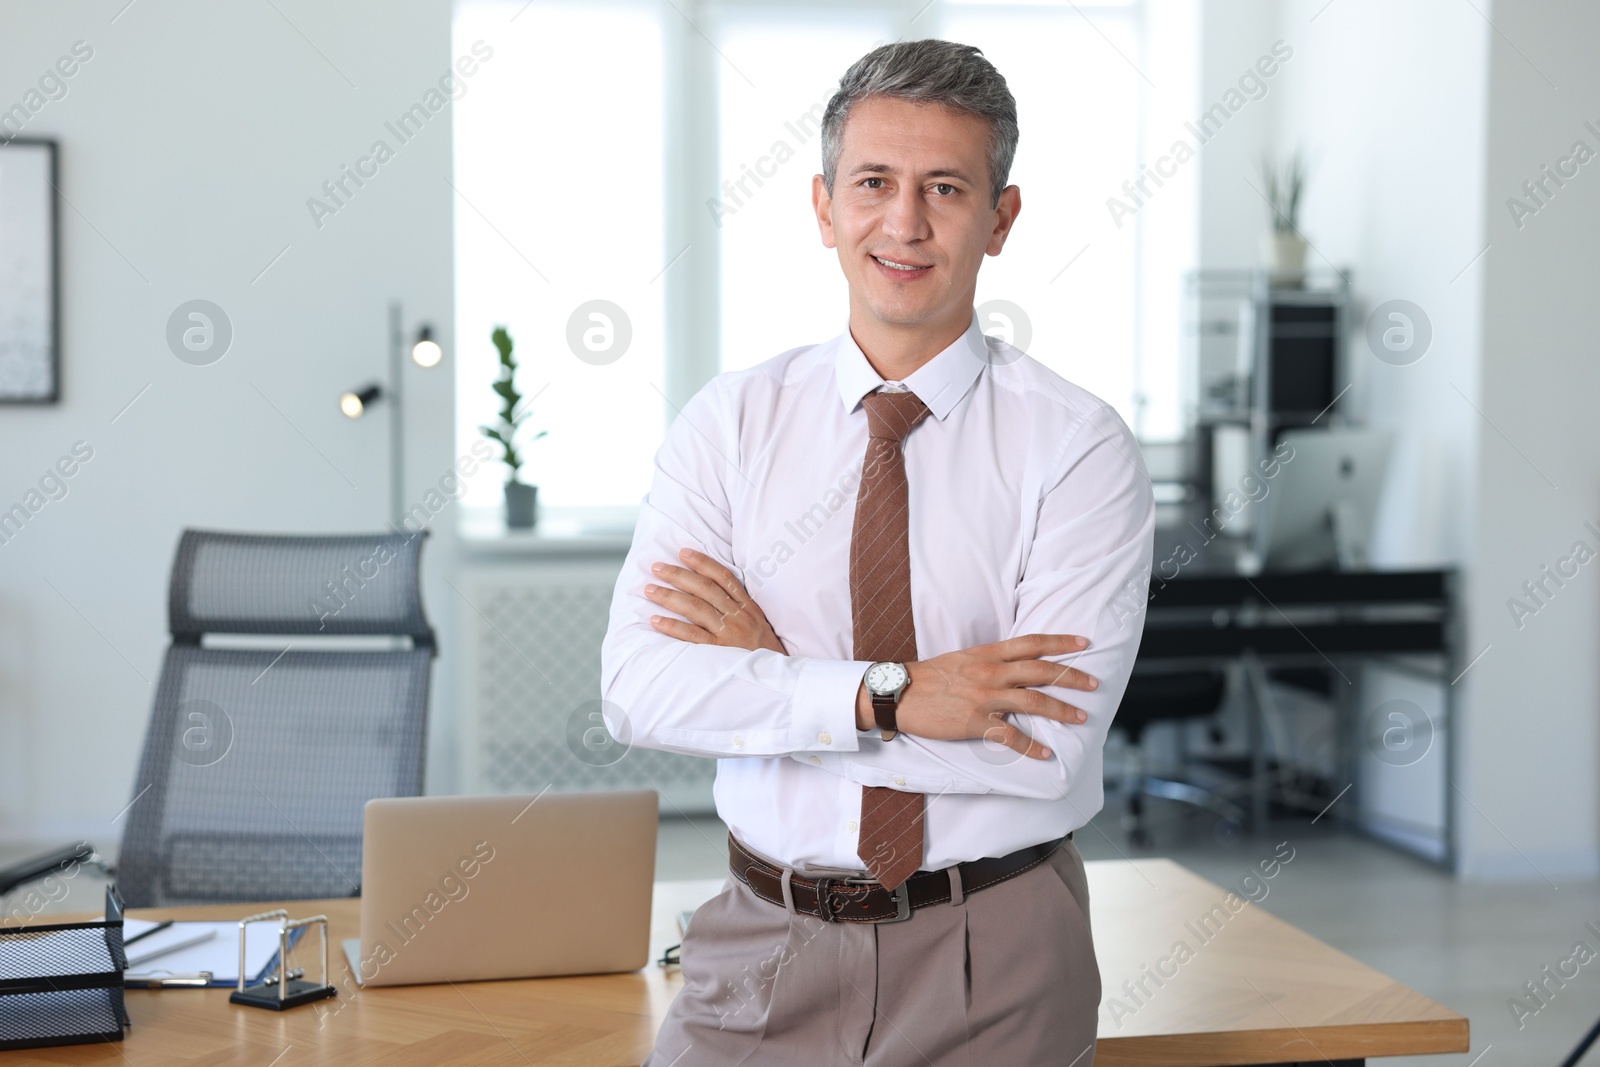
[600,310,1155,871]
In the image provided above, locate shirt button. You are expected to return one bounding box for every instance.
[810,755,821,765]
[732,737,744,750]
[819,731,832,745]
[893,776,906,787]
[847,820,858,833]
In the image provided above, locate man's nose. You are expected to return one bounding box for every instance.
[880,186,932,244]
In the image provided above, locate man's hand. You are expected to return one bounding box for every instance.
[856,634,1098,761]
[645,548,786,655]
[646,553,1091,760]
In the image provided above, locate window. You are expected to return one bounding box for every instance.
[453,0,666,510]
[715,10,897,369]
[453,0,1195,512]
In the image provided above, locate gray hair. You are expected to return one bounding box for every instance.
[821,39,1018,208]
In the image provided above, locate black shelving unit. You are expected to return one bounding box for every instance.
[1182,267,1352,537]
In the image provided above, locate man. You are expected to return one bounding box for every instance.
[601,38,1154,1066]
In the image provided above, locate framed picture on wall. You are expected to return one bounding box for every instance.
[0,138,59,403]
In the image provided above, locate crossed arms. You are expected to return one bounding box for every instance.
[597,383,1156,801]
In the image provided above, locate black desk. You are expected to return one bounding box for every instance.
[1131,533,1458,870]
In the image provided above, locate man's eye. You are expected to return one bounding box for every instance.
[862,177,884,189]
[932,183,956,195]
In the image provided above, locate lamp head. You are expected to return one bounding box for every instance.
[340,384,382,418]
[411,325,443,368]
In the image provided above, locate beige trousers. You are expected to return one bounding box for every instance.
[643,837,1099,1067]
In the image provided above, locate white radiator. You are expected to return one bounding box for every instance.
[457,557,717,814]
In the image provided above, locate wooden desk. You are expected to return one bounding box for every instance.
[18,859,1466,1066]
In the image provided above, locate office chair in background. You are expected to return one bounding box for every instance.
[0,528,435,907]
[1114,670,1246,845]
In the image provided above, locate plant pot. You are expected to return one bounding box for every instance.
[1261,231,1309,285]
[505,481,537,529]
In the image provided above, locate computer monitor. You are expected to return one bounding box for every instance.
[1254,427,1393,571]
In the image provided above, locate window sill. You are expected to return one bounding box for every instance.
[458,504,638,556]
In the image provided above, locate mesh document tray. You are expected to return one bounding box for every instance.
[0,885,130,1050]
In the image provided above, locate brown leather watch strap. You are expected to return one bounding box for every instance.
[871,691,899,739]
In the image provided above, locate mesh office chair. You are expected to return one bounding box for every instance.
[0,529,435,907]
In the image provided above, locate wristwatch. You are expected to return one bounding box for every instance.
[863,661,910,741]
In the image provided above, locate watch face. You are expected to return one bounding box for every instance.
[865,661,908,695]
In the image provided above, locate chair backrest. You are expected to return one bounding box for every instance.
[117,530,434,907]
[1116,670,1229,745]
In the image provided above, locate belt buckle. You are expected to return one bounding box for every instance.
[816,876,912,923]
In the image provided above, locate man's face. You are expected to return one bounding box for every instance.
[813,95,1019,331]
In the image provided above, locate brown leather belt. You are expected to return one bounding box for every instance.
[728,832,1071,924]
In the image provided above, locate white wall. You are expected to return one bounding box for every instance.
[1464,0,1600,880]
[1194,0,1282,270]
[0,0,461,847]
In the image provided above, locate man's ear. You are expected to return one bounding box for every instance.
[812,173,837,249]
[985,185,1022,257]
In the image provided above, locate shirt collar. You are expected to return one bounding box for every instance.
[833,310,988,421]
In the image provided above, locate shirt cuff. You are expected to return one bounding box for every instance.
[794,657,873,753]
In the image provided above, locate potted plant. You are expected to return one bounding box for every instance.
[1260,149,1309,284]
[479,325,547,529]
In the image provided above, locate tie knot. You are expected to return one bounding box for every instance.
[862,390,929,441]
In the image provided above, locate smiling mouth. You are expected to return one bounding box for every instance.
[871,254,932,274]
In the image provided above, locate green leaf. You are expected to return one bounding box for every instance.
[491,326,514,367]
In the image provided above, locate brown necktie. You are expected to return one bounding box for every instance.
[851,388,931,890]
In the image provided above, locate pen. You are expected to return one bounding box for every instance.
[123,920,173,947]
[124,971,213,988]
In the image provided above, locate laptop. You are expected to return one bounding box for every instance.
[342,790,657,987]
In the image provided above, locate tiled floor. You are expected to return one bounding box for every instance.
[2,803,1581,1065]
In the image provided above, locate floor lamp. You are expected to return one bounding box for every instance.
[340,302,443,526]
